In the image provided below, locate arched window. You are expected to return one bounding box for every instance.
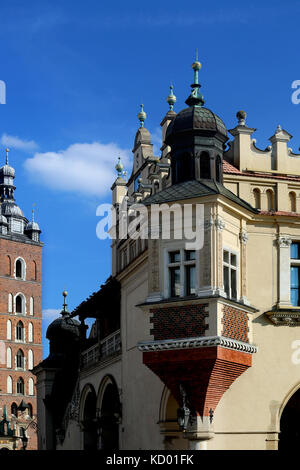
[253,188,261,209]
[175,152,194,183]
[11,403,18,417]
[30,297,34,316]
[16,349,25,370]
[31,261,37,281]
[266,189,274,211]
[17,377,24,395]
[8,293,12,313]
[200,152,211,179]
[28,378,34,396]
[15,294,25,315]
[28,350,33,370]
[27,403,33,417]
[28,323,33,343]
[15,258,25,280]
[6,347,11,368]
[6,320,11,340]
[216,155,222,183]
[16,321,24,341]
[7,376,12,394]
[6,256,11,276]
[289,192,297,212]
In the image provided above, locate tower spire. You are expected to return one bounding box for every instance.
[137,104,147,127]
[62,290,69,315]
[166,83,176,111]
[185,51,205,107]
[5,148,9,165]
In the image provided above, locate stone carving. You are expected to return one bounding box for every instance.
[239,231,248,245]
[214,217,225,231]
[277,236,292,247]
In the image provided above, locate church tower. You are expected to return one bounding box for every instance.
[0,149,42,450]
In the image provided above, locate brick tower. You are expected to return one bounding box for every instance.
[0,148,42,450]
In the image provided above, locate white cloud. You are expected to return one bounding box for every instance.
[1,133,38,152]
[42,308,61,322]
[24,142,131,197]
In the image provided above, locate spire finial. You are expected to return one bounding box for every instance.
[166,83,177,111]
[185,51,205,107]
[32,203,36,222]
[5,148,9,165]
[115,155,124,178]
[137,104,146,127]
[62,289,69,315]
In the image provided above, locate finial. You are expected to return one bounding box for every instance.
[276,124,282,134]
[166,83,177,111]
[185,51,205,107]
[137,104,146,127]
[236,110,247,126]
[5,148,9,165]
[115,156,124,178]
[32,203,36,222]
[62,289,69,315]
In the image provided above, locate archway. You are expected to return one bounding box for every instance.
[279,387,300,449]
[159,387,188,450]
[81,386,97,450]
[98,377,121,450]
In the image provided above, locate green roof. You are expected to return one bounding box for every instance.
[143,179,257,213]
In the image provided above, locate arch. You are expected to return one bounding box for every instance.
[175,152,194,183]
[266,189,274,211]
[31,261,37,281]
[8,294,12,313]
[11,403,18,417]
[200,151,211,179]
[5,256,11,276]
[27,403,33,418]
[15,293,25,315]
[79,384,97,450]
[15,257,26,280]
[28,349,33,370]
[6,347,11,368]
[279,384,300,449]
[159,387,188,450]
[97,375,121,450]
[16,321,24,341]
[6,320,11,340]
[29,297,34,316]
[17,377,24,395]
[28,322,33,343]
[289,191,297,212]
[16,349,25,370]
[7,376,12,394]
[28,378,34,396]
[253,188,261,209]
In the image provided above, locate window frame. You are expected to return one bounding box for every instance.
[165,246,198,299]
[223,247,239,300]
[290,241,300,306]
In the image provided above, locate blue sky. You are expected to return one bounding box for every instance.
[0,0,299,356]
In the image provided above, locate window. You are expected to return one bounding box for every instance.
[168,249,196,298]
[289,192,297,213]
[6,320,11,340]
[28,350,33,370]
[16,259,22,278]
[200,152,211,180]
[17,378,24,395]
[253,188,261,209]
[15,294,25,315]
[6,347,11,368]
[266,189,274,211]
[7,376,12,394]
[27,403,33,417]
[28,379,34,396]
[28,323,33,342]
[16,321,24,341]
[16,349,25,370]
[11,403,18,417]
[291,242,300,306]
[216,155,222,183]
[223,249,238,299]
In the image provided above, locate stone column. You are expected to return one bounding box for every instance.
[239,229,250,305]
[277,236,292,307]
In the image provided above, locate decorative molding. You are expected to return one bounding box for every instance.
[138,335,257,354]
[214,217,225,231]
[266,310,300,326]
[239,231,248,245]
[277,236,292,248]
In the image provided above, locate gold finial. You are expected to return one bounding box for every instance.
[5,148,9,165]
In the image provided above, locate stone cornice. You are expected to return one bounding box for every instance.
[138,335,257,354]
[265,309,300,326]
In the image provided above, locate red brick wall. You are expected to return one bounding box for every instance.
[150,304,209,340]
[0,238,42,450]
[221,305,249,343]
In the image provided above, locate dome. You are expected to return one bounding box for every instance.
[1,201,24,217]
[0,164,15,177]
[26,221,40,231]
[165,106,227,143]
[46,314,80,341]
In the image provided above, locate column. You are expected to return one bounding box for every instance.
[277,236,292,307]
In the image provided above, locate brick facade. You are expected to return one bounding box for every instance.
[150,304,209,340]
[221,304,249,343]
[0,237,42,450]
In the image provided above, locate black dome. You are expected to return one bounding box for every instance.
[166,106,227,142]
[46,314,80,341]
